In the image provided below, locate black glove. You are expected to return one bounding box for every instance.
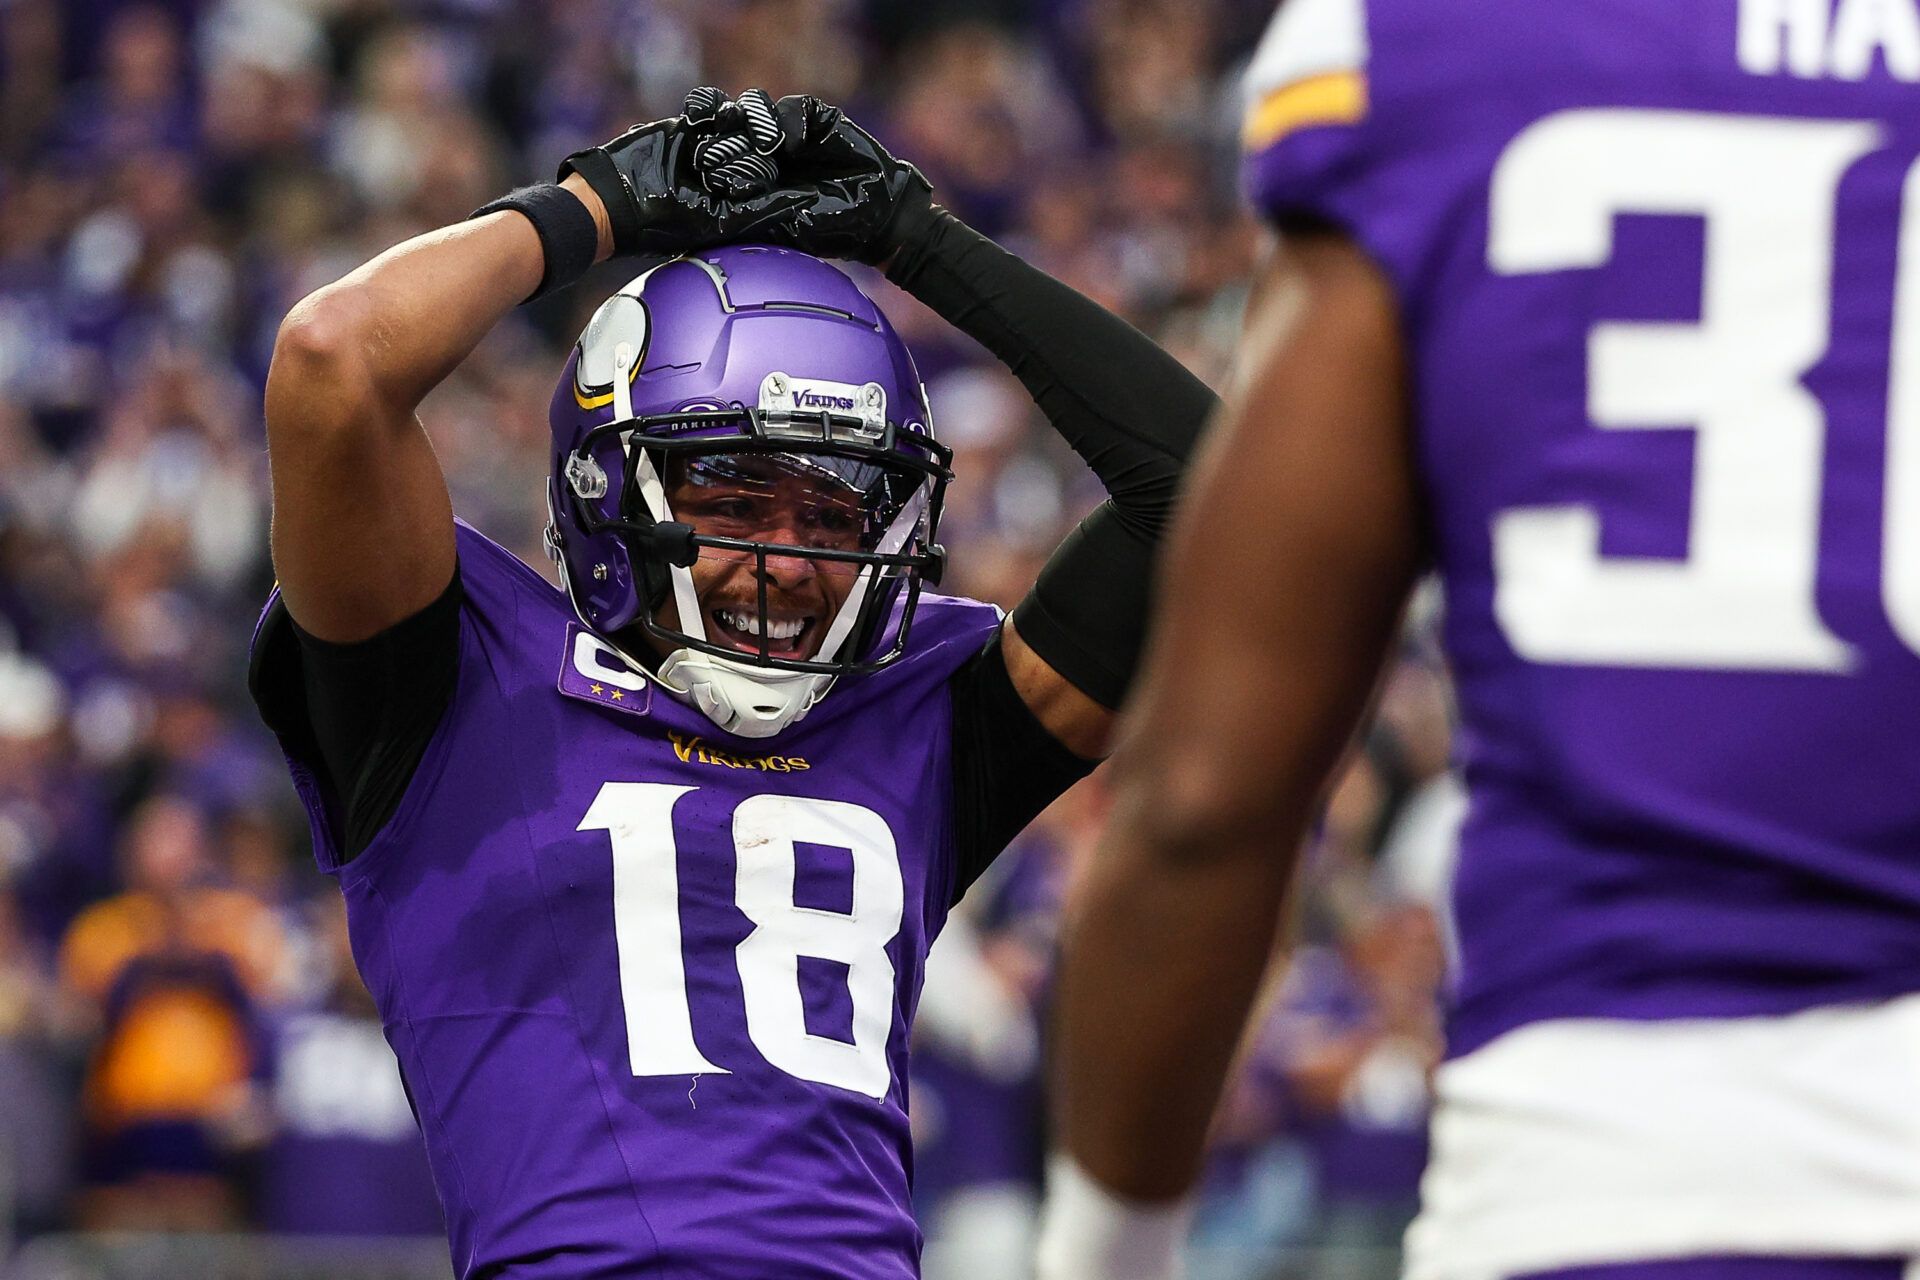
[683,86,783,197]
[558,103,803,258]
[754,94,937,265]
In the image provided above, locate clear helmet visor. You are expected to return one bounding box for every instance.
[640,446,934,670]
[664,450,919,565]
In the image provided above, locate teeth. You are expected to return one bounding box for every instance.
[719,610,804,642]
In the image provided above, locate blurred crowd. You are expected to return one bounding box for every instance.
[0,0,1460,1274]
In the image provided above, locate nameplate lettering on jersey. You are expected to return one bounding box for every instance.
[666,730,810,773]
[1739,0,1920,81]
[558,625,655,717]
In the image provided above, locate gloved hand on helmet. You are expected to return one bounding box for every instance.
[558,89,809,259]
[766,93,938,266]
[661,87,939,267]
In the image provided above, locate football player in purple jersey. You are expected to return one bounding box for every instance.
[247,92,1211,1278]
[1045,2,1920,1279]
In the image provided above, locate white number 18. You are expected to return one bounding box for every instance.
[579,782,903,1099]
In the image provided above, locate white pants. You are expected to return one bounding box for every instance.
[1406,995,1920,1280]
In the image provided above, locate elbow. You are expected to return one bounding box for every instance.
[1104,732,1303,872]
[266,290,381,437]
[271,288,374,384]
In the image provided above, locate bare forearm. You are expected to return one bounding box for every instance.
[1049,234,1420,1206]
[1053,795,1304,1197]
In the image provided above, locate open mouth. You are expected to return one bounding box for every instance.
[710,607,817,659]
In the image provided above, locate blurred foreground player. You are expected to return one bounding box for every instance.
[248,93,1211,1278]
[1045,2,1920,1278]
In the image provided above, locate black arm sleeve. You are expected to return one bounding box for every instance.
[247,574,462,863]
[887,210,1218,708]
[948,631,1097,900]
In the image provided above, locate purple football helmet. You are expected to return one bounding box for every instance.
[544,245,951,736]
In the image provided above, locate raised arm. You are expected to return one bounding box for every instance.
[882,209,1217,758]
[264,173,611,641]
[1037,231,1425,1280]
[751,92,1218,759]
[266,107,807,642]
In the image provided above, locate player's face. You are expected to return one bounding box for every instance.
[652,452,869,661]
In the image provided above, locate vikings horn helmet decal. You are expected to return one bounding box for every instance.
[545,245,951,739]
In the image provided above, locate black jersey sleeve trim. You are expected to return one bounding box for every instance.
[1008,501,1157,711]
[247,573,463,864]
[949,629,1097,902]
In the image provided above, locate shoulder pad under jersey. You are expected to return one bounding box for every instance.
[1241,0,1374,222]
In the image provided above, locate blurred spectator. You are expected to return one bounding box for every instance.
[55,6,197,163]
[198,0,328,200]
[702,0,865,105]
[1273,904,1446,1280]
[72,347,262,592]
[1372,643,1466,949]
[0,0,65,165]
[882,22,1085,238]
[0,889,81,1240]
[0,651,117,947]
[257,897,441,1238]
[58,794,286,1229]
[1084,0,1218,140]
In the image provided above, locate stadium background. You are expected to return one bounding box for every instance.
[0,0,1459,1276]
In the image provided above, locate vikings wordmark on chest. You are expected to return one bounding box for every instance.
[668,730,811,773]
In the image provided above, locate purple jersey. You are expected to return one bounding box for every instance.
[259,524,1000,1278]
[1244,0,1920,1055]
